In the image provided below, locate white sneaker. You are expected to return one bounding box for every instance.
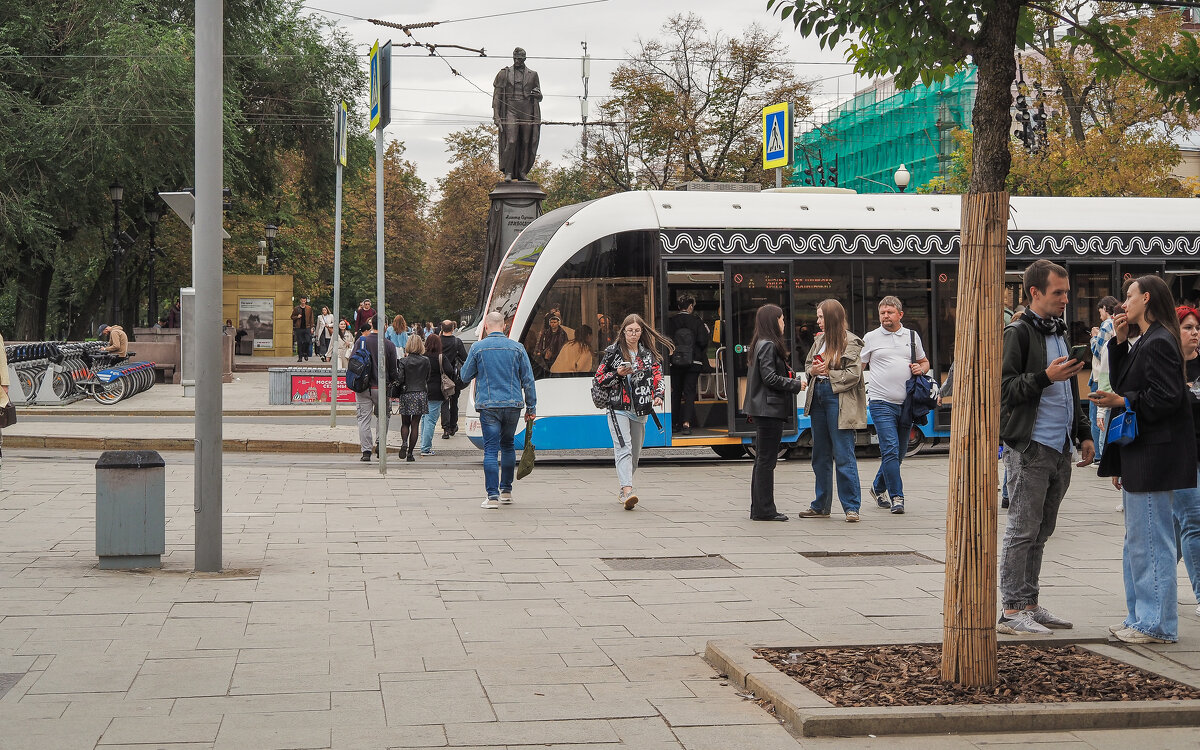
[1115,501,1124,512]
[996,610,1052,635]
[481,497,499,510]
[499,491,513,505]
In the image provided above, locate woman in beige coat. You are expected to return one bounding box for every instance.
[797,299,867,521]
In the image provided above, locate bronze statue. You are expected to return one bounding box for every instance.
[492,48,542,181]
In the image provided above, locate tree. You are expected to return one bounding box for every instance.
[591,14,816,190]
[769,0,1200,686]
[0,0,362,338]
[428,126,503,318]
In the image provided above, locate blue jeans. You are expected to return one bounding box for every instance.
[420,400,442,453]
[1087,394,1104,461]
[480,407,521,499]
[1174,467,1200,602]
[868,400,909,500]
[808,380,861,513]
[1121,488,1179,641]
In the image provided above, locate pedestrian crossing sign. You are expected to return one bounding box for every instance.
[762,102,792,170]
[369,40,381,131]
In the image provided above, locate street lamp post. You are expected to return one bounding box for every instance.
[265,223,278,274]
[109,182,124,325]
[146,207,160,327]
[257,240,268,275]
[894,164,911,193]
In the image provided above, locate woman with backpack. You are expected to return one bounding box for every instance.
[419,333,458,457]
[591,314,671,510]
[743,304,805,521]
[395,336,431,462]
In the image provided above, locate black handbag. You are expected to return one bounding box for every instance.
[0,402,15,428]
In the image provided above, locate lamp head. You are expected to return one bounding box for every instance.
[894,164,911,191]
[109,182,124,203]
[265,223,278,240]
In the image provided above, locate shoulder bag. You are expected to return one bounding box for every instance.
[438,354,456,399]
[1106,408,1137,447]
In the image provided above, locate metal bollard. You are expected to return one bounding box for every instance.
[95,450,166,569]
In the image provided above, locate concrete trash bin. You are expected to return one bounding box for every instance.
[95,450,166,569]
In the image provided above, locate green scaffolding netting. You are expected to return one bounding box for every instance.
[792,67,977,193]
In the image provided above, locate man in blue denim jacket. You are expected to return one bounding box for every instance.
[460,312,537,509]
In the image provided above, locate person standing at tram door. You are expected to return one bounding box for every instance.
[797,299,867,522]
[861,295,930,515]
[669,297,710,435]
[743,304,804,521]
[592,314,670,511]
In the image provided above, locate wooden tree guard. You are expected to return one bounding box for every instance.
[941,192,1007,687]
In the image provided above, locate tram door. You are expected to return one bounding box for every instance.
[725,262,795,437]
[666,269,729,439]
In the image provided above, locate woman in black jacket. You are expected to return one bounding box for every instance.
[395,335,431,462]
[743,304,804,521]
[419,334,458,457]
[1092,275,1197,643]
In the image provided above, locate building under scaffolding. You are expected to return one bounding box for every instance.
[793,67,977,194]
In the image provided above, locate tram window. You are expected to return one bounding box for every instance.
[487,203,588,329]
[934,268,958,384]
[860,261,932,345]
[520,230,656,378]
[1068,266,1112,346]
[1171,272,1200,308]
[793,261,852,363]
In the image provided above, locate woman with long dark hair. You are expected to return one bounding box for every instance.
[591,313,671,510]
[797,299,867,522]
[743,304,804,521]
[1093,275,1197,643]
[1174,305,1200,618]
[419,333,457,457]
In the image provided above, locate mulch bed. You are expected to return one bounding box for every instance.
[756,644,1200,707]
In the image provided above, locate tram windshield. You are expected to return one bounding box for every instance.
[487,202,589,327]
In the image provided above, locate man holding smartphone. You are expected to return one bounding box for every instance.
[997,259,1095,636]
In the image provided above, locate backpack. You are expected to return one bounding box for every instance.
[671,325,695,368]
[438,354,456,399]
[590,349,622,410]
[345,338,373,393]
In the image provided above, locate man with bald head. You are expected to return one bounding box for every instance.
[492,47,542,181]
[459,312,537,509]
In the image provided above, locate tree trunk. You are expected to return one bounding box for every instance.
[13,259,52,341]
[942,3,1019,688]
[941,192,1006,687]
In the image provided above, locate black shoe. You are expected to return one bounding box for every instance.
[297,357,304,362]
[681,425,692,436]
[1001,498,1010,509]
[360,451,371,462]
[751,513,789,521]
[398,446,407,459]
[442,432,451,439]
[406,453,415,462]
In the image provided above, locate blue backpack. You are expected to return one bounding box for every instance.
[344,338,373,393]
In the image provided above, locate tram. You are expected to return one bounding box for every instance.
[463,188,1200,458]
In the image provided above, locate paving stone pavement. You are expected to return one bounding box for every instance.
[1,448,1199,749]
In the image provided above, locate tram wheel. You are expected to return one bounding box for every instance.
[905,427,925,458]
[711,444,746,460]
[744,443,789,460]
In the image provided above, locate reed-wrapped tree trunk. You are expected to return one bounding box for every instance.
[941,192,1006,686]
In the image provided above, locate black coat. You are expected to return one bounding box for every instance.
[669,311,709,370]
[425,353,457,402]
[1098,322,1198,493]
[396,354,431,395]
[743,340,803,420]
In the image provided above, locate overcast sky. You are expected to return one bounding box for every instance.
[300,0,866,189]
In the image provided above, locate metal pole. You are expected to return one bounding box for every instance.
[330,158,343,427]
[375,128,387,474]
[112,202,121,325]
[194,0,223,572]
[775,167,782,189]
[147,226,156,327]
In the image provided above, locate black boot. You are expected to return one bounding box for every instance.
[360,450,371,462]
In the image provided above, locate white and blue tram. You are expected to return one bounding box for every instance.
[464,189,1200,458]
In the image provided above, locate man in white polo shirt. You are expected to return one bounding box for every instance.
[861,295,930,515]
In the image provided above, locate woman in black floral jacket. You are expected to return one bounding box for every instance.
[592,313,671,510]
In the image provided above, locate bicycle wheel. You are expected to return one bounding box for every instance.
[93,378,127,404]
[16,369,36,400]
[52,370,74,398]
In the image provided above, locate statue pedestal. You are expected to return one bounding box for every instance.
[481,181,546,314]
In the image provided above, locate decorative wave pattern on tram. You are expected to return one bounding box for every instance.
[660,231,1200,258]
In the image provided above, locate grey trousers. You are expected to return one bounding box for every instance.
[607,410,646,488]
[999,441,1073,610]
[355,388,387,452]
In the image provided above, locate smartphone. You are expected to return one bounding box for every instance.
[813,354,824,364]
[1069,345,1090,365]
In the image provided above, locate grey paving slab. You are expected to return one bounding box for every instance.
[1,449,1199,750]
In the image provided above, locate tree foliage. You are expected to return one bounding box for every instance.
[591,13,816,190]
[0,0,362,339]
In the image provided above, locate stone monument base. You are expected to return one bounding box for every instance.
[481,181,546,314]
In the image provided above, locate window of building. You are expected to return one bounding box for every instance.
[520,230,656,378]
